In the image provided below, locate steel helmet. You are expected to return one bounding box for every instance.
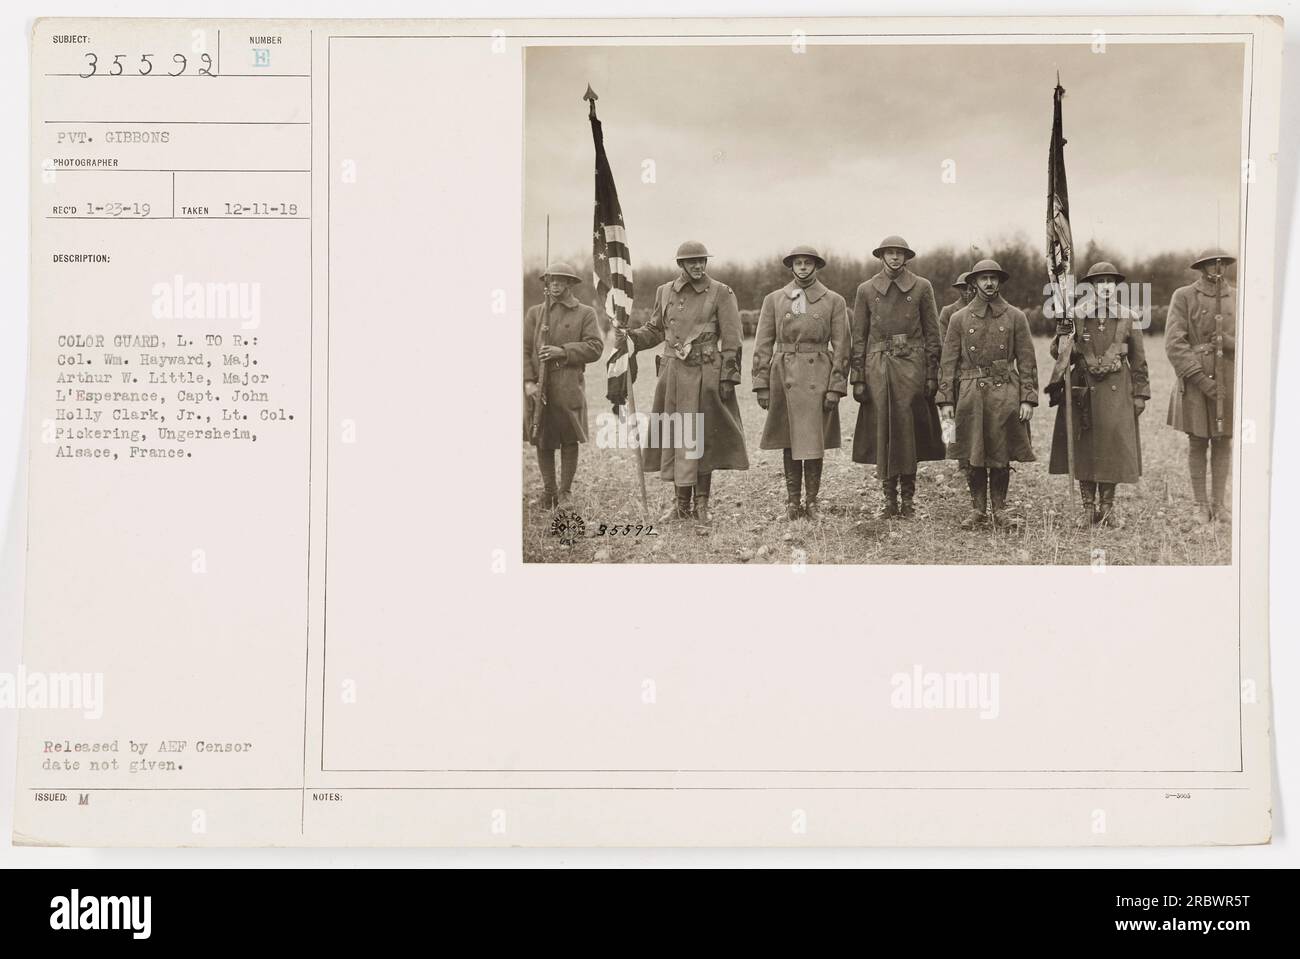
[539,261,581,283]
[782,244,826,270]
[952,271,970,289]
[674,240,712,262]
[1190,249,1236,270]
[872,235,916,260]
[968,258,1010,282]
[1082,261,1125,284]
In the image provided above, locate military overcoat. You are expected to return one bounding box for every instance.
[850,268,947,476]
[628,271,749,485]
[1165,277,1236,438]
[522,292,602,449]
[1047,299,1150,484]
[935,294,1039,468]
[752,279,849,459]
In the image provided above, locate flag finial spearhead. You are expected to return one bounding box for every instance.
[584,84,598,118]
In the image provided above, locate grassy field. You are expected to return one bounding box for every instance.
[523,332,1232,565]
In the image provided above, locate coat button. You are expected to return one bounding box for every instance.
[785,313,792,318]
[808,357,814,364]
[1111,384,1118,391]
[969,328,975,334]
[906,295,912,301]
[999,326,1004,332]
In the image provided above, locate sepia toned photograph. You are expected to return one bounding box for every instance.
[522,40,1246,565]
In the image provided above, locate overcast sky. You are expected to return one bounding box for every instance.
[524,40,1245,267]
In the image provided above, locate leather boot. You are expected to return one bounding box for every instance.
[1076,481,1098,528]
[803,458,823,521]
[537,447,558,509]
[989,467,1012,528]
[1097,483,1123,528]
[899,473,916,518]
[693,473,713,534]
[960,468,987,529]
[879,475,900,519]
[1189,436,1211,523]
[558,443,578,505]
[1210,437,1231,524]
[659,486,693,523]
[783,449,802,520]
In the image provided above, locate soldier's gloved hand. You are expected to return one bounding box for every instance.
[852,383,866,402]
[613,326,630,348]
[940,405,955,421]
[1018,402,1034,422]
[1134,397,1146,415]
[524,382,539,399]
[719,381,735,401]
[925,379,938,399]
[755,389,770,410]
[1192,373,1219,399]
[538,345,565,362]
[823,391,839,411]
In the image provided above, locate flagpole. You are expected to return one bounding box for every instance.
[586,84,648,519]
[622,336,649,519]
[1049,77,1076,490]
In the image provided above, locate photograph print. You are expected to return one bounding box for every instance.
[522,38,1245,566]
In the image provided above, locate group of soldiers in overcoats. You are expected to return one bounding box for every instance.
[524,238,1237,534]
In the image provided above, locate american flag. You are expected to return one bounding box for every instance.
[1046,78,1074,318]
[586,87,638,412]
[1045,77,1078,478]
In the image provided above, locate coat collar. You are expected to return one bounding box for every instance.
[969,294,1008,318]
[550,290,579,309]
[870,267,916,295]
[672,272,710,295]
[784,278,828,303]
[1194,276,1232,297]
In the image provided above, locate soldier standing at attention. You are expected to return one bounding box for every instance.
[752,245,849,520]
[1165,250,1237,524]
[850,235,946,518]
[1047,261,1151,528]
[937,272,972,341]
[523,262,603,508]
[616,240,749,531]
[935,258,1038,528]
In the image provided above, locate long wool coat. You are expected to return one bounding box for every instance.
[937,296,967,341]
[936,294,1039,468]
[1165,277,1236,438]
[1047,299,1151,484]
[752,279,849,459]
[628,272,749,485]
[522,293,602,449]
[850,268,947,476]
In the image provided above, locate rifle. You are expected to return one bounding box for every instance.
[528,216,551,443]
[1213,262,1225,434]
